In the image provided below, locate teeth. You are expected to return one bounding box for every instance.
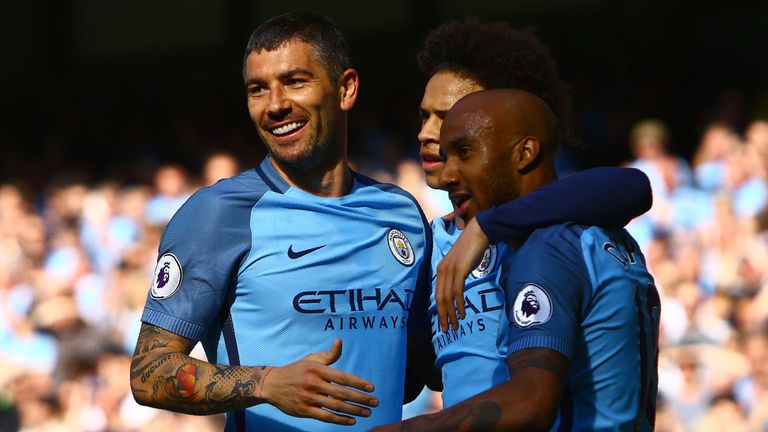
[271,122,304,136]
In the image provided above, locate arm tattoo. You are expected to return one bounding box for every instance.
[165,363,199,399]
[130,324,269,414]
[507,348,569,377]
[382,349,568,431]
[385,400,504,432]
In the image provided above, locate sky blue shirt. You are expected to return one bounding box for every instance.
[141,157,431,431]
[428,167,653,409]
[429,216,510,408]
[501,223,659,431]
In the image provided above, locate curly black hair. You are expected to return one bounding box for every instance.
[418,19,575,146]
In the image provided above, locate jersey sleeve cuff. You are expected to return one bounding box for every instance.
[509,335,573,360]
[141,308,208,341]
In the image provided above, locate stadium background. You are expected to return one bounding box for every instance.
[1,1,768,430]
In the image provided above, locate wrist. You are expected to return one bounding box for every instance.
[257,366,275,403]
[473,210,495,243]
[469,217,489,242]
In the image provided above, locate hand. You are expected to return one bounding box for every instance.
[260,338,378,426]
[436,217,490,332]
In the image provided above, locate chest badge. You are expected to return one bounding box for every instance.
[387,228,415,266]
[471,244,498,279]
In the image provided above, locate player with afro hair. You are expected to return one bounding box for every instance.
[416,19,575,188]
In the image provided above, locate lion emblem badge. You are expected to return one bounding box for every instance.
[512,284,552,328]
[150,253,183,299]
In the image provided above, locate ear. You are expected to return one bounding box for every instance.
[338,68,359,112]
[513,136,541,172]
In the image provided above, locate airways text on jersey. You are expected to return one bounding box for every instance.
[294,287,414,331]
[430,286,504,352]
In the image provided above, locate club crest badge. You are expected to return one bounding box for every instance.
[471,244,497,279]
[387,228,415,266]
[150,253,183,299]
[512,283,552,328]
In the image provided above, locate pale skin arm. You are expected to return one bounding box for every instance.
[370,348,569,432]
[130,323,379,425]
[436,217,490,331]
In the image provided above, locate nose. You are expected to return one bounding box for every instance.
[438,157,459,190]
[418,115,441,146]
[267,87,291,120]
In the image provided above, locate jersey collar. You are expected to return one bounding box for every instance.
[255,156,291,194]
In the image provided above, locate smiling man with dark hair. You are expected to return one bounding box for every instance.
[129,12,438,431]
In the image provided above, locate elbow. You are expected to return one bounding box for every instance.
[130,362,155,407]
[523,414,556,432]
[632,168,654,212]
[509,409,556,432]
[510,393,558,431]
[130,379,152,407]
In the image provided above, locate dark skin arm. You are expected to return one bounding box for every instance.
[130,323,379,425]
[371,348,569,432]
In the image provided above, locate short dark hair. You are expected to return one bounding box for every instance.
[243,12,352,81]
[418,19,574,146]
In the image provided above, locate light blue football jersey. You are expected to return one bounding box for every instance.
[500,223,659,431]
[429,217,510,408]
[141,157,432,431]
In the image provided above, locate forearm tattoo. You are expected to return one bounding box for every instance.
[506,348,569,377]
[384,349,568,432]
[130,324,267,414]
[387,399,503,432]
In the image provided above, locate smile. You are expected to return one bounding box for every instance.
[270,121,306,137]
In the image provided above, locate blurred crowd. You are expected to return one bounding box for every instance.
[1,117,768,431]
[626,118,768,431]
[0,155,238,431]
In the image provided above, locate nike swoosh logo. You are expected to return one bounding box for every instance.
[288,244,326,259]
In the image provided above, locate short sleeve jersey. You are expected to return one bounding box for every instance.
[501,223,660,431]
[141,157,431,432]
[429,217,510,408]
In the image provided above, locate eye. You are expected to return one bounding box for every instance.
[247,85,267,96]
[458,146,472,159]
[418,109,429,123]
[286,78,307,89]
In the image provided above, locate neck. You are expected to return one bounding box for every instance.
[270,154,353,197]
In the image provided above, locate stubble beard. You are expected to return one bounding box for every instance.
[261,125,321,170]
[485,169,519,212]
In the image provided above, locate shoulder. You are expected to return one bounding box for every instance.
[161,170,270,243]
[355,171,417,200]
[506,222,591,286]
[518,222,585,256]
[354,172,427,220]
[181,170,271,211]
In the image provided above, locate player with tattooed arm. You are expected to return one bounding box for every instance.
[130,13,437,431]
